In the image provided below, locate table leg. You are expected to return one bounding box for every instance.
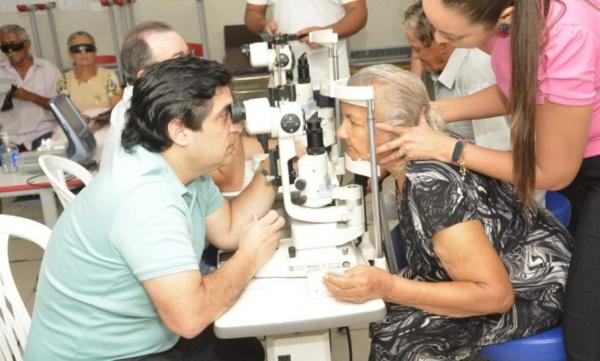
[266,330,332,361]
[39,189,58,227]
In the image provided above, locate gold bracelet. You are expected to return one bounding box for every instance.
[459,141,469,179]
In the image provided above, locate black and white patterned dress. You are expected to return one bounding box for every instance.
[369,160,572,361]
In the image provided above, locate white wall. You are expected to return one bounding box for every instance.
[0,0,412,70]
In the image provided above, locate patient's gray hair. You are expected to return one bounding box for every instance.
[348,64,444,132]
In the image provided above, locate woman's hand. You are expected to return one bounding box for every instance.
[324,265,392,304]
[375,113,456,166]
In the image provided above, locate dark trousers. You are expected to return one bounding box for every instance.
[120,325,264,361]
[559,155,600,361]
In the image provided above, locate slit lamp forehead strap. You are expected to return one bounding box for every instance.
[321,79,381,178]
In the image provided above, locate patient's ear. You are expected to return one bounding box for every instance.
[167,118,188,146]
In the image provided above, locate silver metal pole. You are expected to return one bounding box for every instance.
[106,3,124,82]
[366,99,399,272]
[119,5,129,37]
[127,2,136,30]
[366,100,382,258]
[331,44,343,158]
[379,189,398,273]
[46,5,64,70]
[28,11,43,58]
[196,0,211,59]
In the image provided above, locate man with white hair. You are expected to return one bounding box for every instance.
[100,22,245,192]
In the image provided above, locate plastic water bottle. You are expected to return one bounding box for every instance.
[0,133,19,173]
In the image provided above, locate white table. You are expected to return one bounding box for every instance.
[0,171,81,227]
[215,239,387,361]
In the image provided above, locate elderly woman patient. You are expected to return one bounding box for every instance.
[325,64,572,361]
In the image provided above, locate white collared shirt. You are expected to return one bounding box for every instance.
[0,56,60,149]
[99,84,133,171]
[246,0,354,89]
[430,48,511,151]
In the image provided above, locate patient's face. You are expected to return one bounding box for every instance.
[338,102,390,161]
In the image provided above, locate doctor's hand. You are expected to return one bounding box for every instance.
[324,265,393,304]
[375,112,456,166]
[238,210,285,271]
[297,26,325,48]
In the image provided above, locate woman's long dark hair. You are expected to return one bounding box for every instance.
[440,0,558,209]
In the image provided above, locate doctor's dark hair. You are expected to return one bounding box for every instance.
[121,56,232,153]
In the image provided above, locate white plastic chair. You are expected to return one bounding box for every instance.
[0,215,50,361]
[38,155,94,208]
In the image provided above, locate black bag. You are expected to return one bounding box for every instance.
[1,85,17,112]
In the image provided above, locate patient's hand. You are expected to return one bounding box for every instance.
[324,265,392,304]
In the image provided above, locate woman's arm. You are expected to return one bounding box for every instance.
[325,220,514,317]
[376,101,592,190]
[434,84,509,123]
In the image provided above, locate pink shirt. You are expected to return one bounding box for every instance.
[490,0,600,157]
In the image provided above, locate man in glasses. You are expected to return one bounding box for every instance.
[100,21,246,193]
[0,24,60,150]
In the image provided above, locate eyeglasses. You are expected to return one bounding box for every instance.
[0,42,26,54]
[69,44,97,54]
[169,48,194,59]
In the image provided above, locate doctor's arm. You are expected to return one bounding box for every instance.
[205,169,278,250]
[143,210,283,339]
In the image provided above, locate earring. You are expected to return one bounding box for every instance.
[499,23,511,34]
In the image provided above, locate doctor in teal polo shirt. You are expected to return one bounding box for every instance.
[25,56,284,361]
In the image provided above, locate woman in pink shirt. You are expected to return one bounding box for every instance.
[375,1,599,359]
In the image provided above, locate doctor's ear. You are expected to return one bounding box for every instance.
[167,118,189,146]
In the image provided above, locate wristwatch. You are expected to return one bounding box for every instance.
[451,140,466,163]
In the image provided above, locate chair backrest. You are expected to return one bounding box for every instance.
[187,42,204,57]
[0,215,50,361]
[95,55,117,65]
[38,155,94,208]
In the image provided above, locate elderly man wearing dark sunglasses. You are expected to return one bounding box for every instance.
[0,24,61,151]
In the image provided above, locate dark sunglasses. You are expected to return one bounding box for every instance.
[0,42,26,53]
[69,44,97,54]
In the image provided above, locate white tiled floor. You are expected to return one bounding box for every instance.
[1,195,376,360]
[2,196,46,315]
